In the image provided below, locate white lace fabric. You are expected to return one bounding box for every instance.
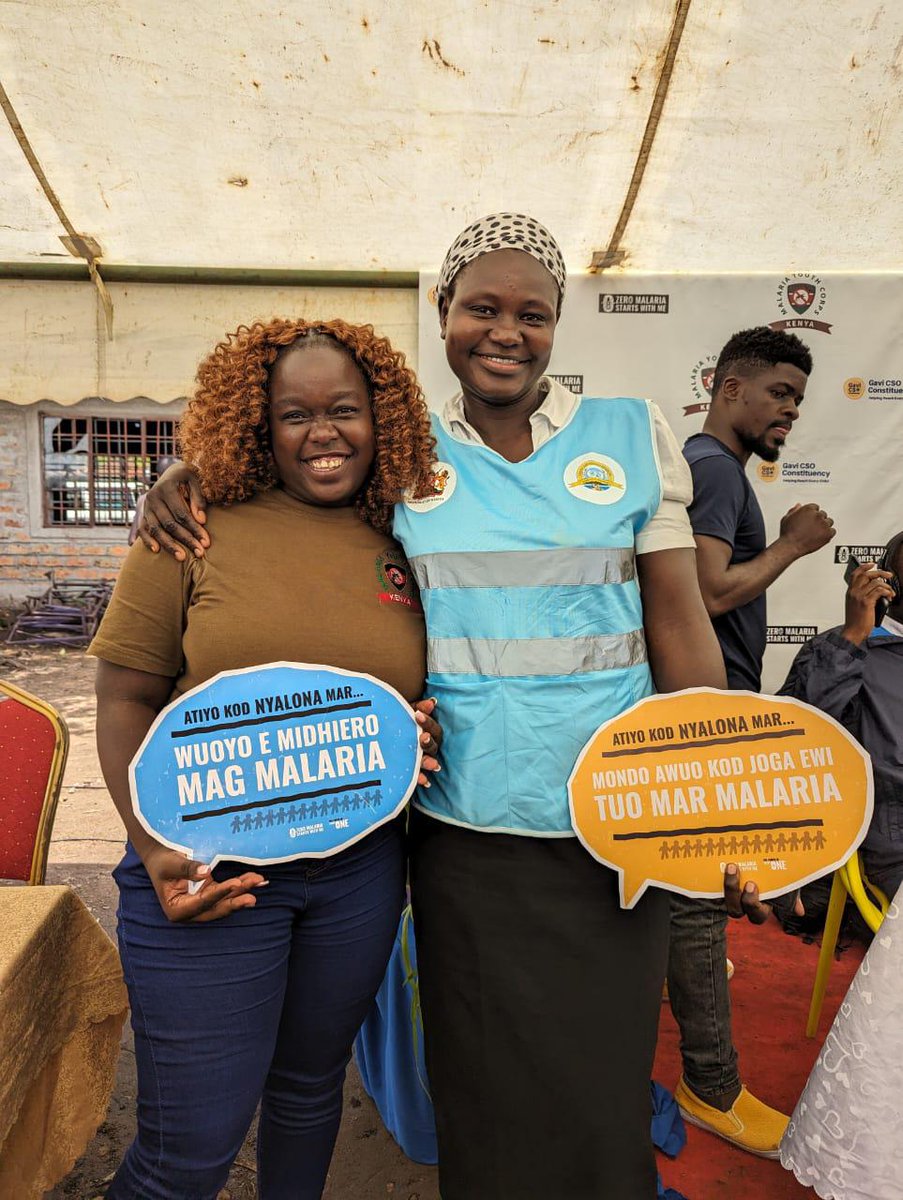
[780,885,903,1199]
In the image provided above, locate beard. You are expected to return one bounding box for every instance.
[738,430,781,463]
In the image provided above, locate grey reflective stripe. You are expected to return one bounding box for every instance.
[428,629,647,677]
[409,547,635,590]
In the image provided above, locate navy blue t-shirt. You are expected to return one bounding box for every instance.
[683,434,766,691]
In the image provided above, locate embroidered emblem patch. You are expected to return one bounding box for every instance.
[403,462,457,512]
[563,454,627,506]
[375,550,423,613]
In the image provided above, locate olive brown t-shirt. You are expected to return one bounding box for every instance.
[89,487,427,704]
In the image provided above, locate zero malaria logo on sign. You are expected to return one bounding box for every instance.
[129,662,422,867]
[598,293,670,315]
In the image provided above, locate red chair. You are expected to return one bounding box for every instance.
[0,679,69,883]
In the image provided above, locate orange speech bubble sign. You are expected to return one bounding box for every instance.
[567,688,873,909]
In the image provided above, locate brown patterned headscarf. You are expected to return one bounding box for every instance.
[437,213,567,312]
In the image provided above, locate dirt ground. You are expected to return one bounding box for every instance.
[0,644,440,1200]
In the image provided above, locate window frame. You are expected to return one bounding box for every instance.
[30,401,183,538]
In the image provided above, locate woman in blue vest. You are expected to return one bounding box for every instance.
[396,215,728,1200]
[139,215,757,1199]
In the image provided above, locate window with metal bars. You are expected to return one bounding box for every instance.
[41,415,177,527]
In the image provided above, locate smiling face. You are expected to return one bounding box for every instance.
[439,249,559,415]
[724,362,809,463]
[268,341,375,507]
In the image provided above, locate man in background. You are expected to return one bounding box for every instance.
[780,534,903,900]
[670,326,835,1156]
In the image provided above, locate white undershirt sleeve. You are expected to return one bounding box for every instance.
[636,402,696,554]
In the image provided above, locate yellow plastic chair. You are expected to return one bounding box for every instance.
[806,852,889,1038]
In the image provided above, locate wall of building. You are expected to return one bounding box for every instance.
[0,396,183,602]
[0,280,419,603]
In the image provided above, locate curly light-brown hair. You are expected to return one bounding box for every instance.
[177,318,436,534]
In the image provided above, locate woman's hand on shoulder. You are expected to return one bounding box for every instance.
[139,462,210,561]
[142,841,266,922]
[413,697,442,788]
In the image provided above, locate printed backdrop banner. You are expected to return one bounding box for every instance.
[418,273,903,692]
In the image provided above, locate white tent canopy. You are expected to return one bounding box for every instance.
[2,0,902,278]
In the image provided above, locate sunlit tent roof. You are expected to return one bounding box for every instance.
[2,0,901,279]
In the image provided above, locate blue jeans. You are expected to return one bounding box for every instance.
[107,819,405,1200]
[666,893,739,1101]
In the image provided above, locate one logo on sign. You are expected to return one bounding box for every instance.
[757,462,779,483]
[844,377,865,400]
[684,353,718,416]
[772,273,832,334]
[129,663,422,867]
[564,454,626,505]
[403,462,457,512]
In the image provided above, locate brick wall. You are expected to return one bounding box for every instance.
[0,401,131,603]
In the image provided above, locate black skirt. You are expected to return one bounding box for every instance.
[409,807,669,1200]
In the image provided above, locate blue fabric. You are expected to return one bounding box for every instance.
[652,1080,688,1199]
[357,912,689,1195]
[392,397,662,835]
[107,825,405,1200]
[355,906,437,1164]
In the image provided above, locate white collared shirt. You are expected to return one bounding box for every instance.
[441,378,696,554]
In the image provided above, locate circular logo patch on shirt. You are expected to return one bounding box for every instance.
[403,462,457,512]
[564,454,627,505]
[375,550,423,613]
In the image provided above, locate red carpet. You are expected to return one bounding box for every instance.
[654,915,865,1200]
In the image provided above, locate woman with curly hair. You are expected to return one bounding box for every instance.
[89,317,440,1200]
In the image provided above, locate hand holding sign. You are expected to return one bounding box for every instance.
[143,842,266,920]
[130,662,422,870]
[568,689,873,909]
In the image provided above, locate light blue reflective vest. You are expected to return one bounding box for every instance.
[392,396,662,836]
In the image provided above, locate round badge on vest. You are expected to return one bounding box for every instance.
[403,461,457,512]
[564,454,627,505]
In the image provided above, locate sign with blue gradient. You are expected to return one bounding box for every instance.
[129,662,422,866]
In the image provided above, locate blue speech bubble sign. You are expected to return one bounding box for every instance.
[129,662,422,867]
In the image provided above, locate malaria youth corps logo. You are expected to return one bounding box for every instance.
[684,354,717,416]
[772,274,832,334]
[375,550,423,613]
[403,461,457,512]
[564,454,626,505]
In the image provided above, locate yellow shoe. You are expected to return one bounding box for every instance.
[674,1076,788,1159]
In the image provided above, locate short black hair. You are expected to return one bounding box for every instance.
[881,530,903,574]
[712,327,813,398]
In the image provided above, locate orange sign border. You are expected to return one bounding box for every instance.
[567,687,875,909]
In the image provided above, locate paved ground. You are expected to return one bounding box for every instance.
[1,645,440,1200]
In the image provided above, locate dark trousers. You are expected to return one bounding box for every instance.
[666,894,740,1100]
[107,822,405,1200]
[409,809,669,1200]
